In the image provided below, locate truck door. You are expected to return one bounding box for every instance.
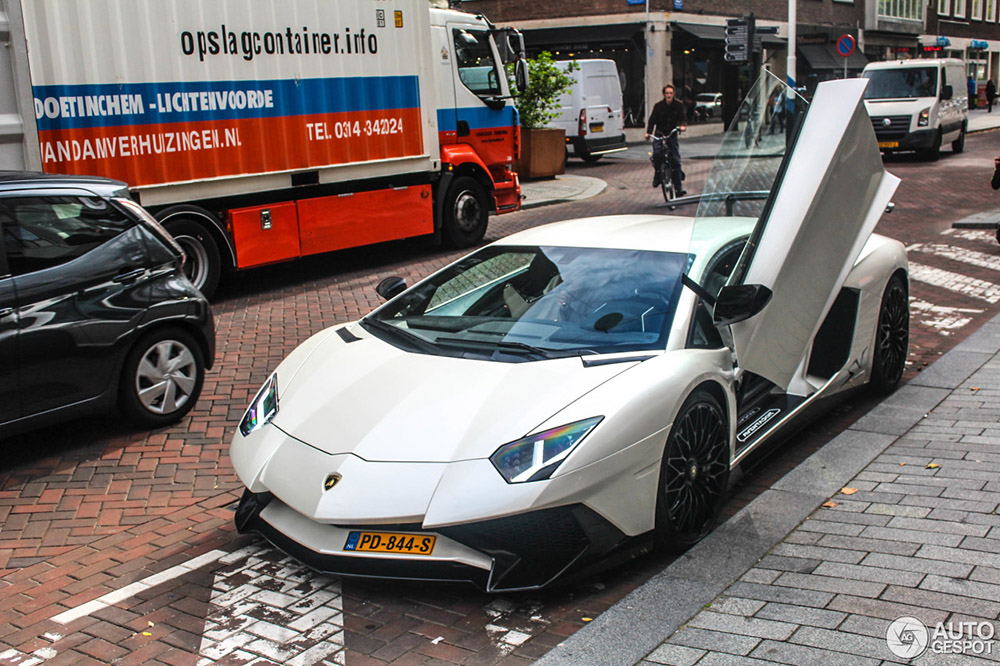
[0,217,19,425]
[445,23,517,167]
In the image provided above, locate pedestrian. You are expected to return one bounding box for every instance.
[645,83,688,196]
[987,79,996,113]
[969,76,978,109]
[992,156,1000,190]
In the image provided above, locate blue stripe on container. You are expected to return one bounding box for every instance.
[32,76,420,131]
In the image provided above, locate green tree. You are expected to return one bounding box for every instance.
[507,52,579,130]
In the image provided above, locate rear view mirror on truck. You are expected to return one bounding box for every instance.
[515,59,529,94]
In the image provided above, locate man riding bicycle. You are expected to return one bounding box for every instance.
[645,83,688,196]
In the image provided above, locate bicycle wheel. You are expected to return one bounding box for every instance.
[660,164,674,203]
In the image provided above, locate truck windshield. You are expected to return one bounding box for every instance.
[862,68,937,99]
[454,28,502,96]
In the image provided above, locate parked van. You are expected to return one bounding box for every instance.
[862,58,968,160]
[549,60,627,162]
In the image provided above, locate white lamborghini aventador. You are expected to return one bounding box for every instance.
[230,75,908,591]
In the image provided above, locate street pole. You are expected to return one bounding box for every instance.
[787,0,796,89]
[645,0,651,130]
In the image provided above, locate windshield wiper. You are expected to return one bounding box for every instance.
[361,317,440,354]
[434,336,593,359]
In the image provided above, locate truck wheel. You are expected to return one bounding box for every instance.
[442,176,488,248]
[163,219,221,298]
[952,126,966,154]
[119,326,205,428]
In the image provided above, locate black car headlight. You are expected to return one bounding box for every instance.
[490,417,603,483]
[240,372,278,436]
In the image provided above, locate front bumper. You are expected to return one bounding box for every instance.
[567,134,628,157]
[874,128,937,152]
[235,489,640,592]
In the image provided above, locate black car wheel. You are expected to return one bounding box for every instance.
[871,273,909,394]
[120,327,205,427]
[952,126,966,154]
[655,390,730,551]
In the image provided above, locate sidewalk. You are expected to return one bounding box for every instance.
[537,314,1000,666]
[520,174,606,209]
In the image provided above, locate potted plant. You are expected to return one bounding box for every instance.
[508,52,578,179]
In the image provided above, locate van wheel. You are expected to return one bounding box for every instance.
[922,131,942,161]
[952,126,966,154]
[581,153,602,164]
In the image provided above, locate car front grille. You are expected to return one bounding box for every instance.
[870,115,912,139]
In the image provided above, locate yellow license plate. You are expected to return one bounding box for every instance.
[344,531,436,555]
[878,141,899,149]
[589,123,604,133]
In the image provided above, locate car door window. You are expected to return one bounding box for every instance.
[1,196,134,276]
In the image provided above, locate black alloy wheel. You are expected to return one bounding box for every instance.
[871,273,909,394]
[655,390,730,551]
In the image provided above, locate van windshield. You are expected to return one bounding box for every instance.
[862,67,937,99]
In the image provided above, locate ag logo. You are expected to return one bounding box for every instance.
[882,117,892,127]
[323,473,342,491]
[886,616,929,659]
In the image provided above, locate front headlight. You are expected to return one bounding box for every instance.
[490,417,603,483]
[239,372,278,436]
[918,107,930,126]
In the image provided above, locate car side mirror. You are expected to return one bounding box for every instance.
[713,284,773,326]
[941,85,953,101]
[514,59,529,94]
[376,276,407,301]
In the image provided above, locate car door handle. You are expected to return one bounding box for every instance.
[113,268,146,284]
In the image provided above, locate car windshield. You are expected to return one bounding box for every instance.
[696,94,718,102]
[862,67,937,99]
[364,245,689,360]
[695,70,809,222]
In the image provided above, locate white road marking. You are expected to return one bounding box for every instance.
[910,298,982,334]
[941,228,997,243]
[50,549,227,624]
[908,243,1000,273]
[908,262,1000,303]
[196,545,345,666]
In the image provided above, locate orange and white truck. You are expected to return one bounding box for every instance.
[1,0,526,296]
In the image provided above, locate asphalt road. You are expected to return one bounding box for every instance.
[2,131,1000,666]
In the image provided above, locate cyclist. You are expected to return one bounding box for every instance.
[645,83,688,196]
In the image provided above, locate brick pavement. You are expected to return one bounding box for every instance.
[1,132,1000,664]
[631,328,1000,666]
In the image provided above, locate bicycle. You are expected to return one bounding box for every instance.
[650,128,683,204]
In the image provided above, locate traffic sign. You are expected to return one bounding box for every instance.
[836,34,856,57]
[725,17,752,63]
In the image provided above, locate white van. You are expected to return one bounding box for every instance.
[861,58,968,160]
[548,59,627,162]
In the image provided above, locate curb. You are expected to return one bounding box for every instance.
[951,209,999,229]
[520,175,607,210]
[535,312,1000,666]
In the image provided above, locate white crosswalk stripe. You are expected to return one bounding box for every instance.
[910,298,983,335]
[908,242,1000,273]
[908,262,1000,303]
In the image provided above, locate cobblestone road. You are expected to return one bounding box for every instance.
[2,131,1000,665]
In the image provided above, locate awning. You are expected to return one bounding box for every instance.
[522,23,644,50]
[799,43,868,70]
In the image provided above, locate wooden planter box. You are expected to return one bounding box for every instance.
[515,128,566,180]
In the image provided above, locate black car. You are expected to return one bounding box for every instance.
[0,172,215,437]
